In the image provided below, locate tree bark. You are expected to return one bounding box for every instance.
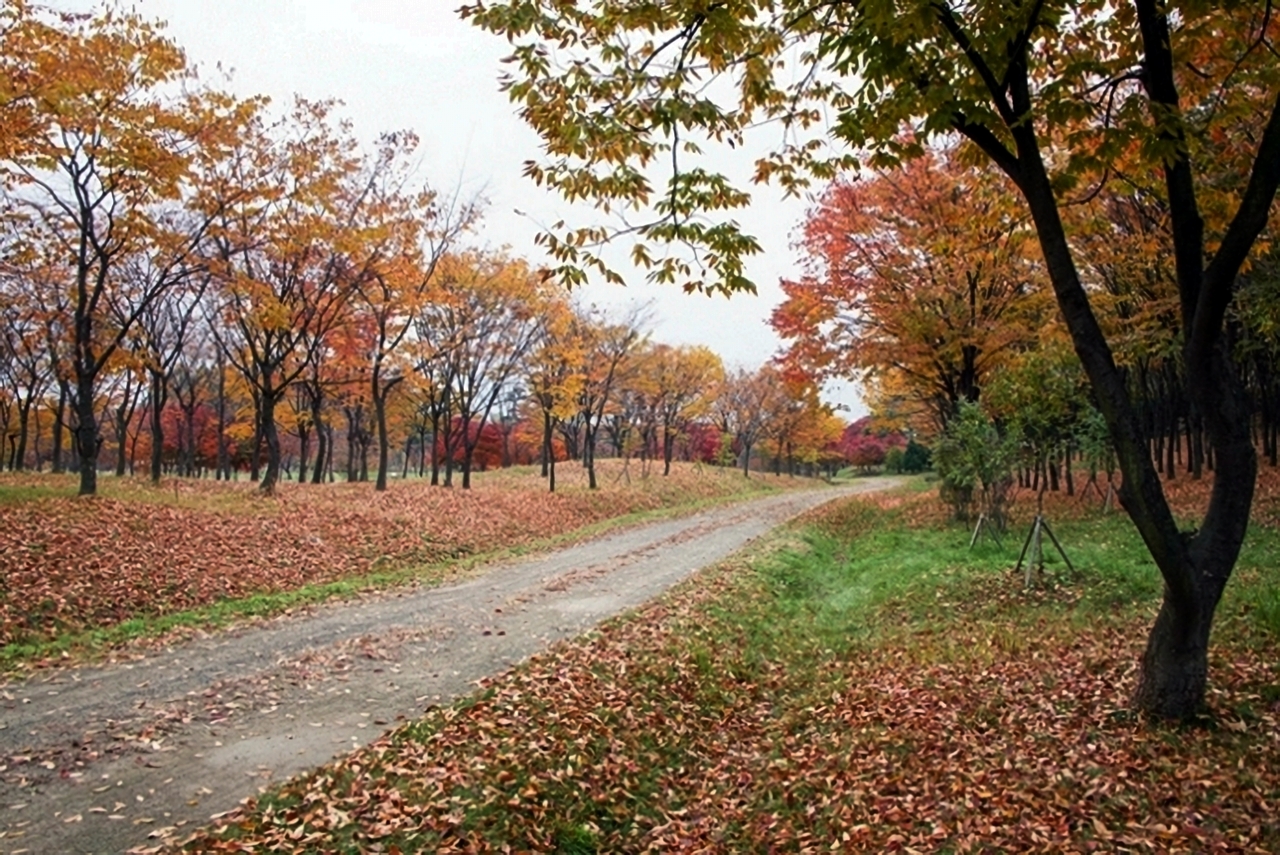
[258,377,283,494]
[149,371,167,483]
[74,375,99,496]
[52,381,68,474]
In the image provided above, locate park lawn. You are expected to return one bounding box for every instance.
[170,476,1280,854]
[0,461,809,670]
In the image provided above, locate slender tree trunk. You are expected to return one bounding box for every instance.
[250,390,263,482]
[429,413,441,486]
[52,381,68,474]
[215,359,229,481]
[113,379,135,478]
[298,424,310,483]
[663,425,674,476]
[149,372,167,483]
[182,403,196,477]
[324,423,336,482]
[585,427,598,489]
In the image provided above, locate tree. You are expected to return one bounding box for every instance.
[934,400,1020,526]
[207,98,371,494]
[345,138,480,491]
[417,251,544,489]
[573,303,649,489]
[773,149,1049,431]
[1,7,243,495]
[466,0,1280,718]
[651,344,724,476]
[716,365,783,478]
[525,293,584,492]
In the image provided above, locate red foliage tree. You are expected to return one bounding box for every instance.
[435,418,505,472]
[684,422,723,464]
[839,417,906,471]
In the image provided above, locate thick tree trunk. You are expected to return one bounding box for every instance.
[258,383,282,494]
[374,390,392,492]
[13,399,31,471]
[1132,581,1220,718]
[310,396,326,485]
[74,375,98,496]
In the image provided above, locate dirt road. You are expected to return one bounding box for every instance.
[0,480,890,854]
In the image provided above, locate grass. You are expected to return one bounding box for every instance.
[175,485,1280,852]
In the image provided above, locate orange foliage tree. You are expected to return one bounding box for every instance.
[773,148,1049,432]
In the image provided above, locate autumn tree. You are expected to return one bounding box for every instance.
[0,278,49,469]
[574,303,649,489]
[716,365,784,478]
[773,148,1048,431]
[466,0,1280,718]
[346,146,479,491]
[207,98,380,494]
[416,251,544,489]
[0,8,243,495]
[525,292,583,492]
[650,344,724,476]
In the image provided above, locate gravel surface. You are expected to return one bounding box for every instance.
[0,480,892,854]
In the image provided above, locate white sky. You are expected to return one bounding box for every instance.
[59,0,864,414]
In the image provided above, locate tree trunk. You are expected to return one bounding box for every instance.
[429,414,441,486]
[585,427,598,489]
[1132,581,1220,717]
[258,382,282,494]
[310,395,326,485]
[74,375,99,496]
[663,426,674,476]
[541,410,553,482]
[250,394,263,483]
[149,372,166,483]
[216,359,230,481]
[13,398,31,471]
[374,387,393,492]
[52,381,68,474]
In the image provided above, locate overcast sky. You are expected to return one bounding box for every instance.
[60,0,863,413]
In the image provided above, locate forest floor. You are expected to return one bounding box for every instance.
[0,461,810,669]
[163,468,1280,854]
[0,469,879,854]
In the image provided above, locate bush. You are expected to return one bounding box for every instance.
[901,441,931,473]
[933,402,1018,526]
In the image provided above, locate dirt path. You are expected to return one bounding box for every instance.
[0,480,893,854]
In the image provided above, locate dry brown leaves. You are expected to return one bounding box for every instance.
[0,462,795,651]
[168,496,1280,854]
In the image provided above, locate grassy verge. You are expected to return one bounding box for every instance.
[0,479,809,676]
[172,489,1280,853]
